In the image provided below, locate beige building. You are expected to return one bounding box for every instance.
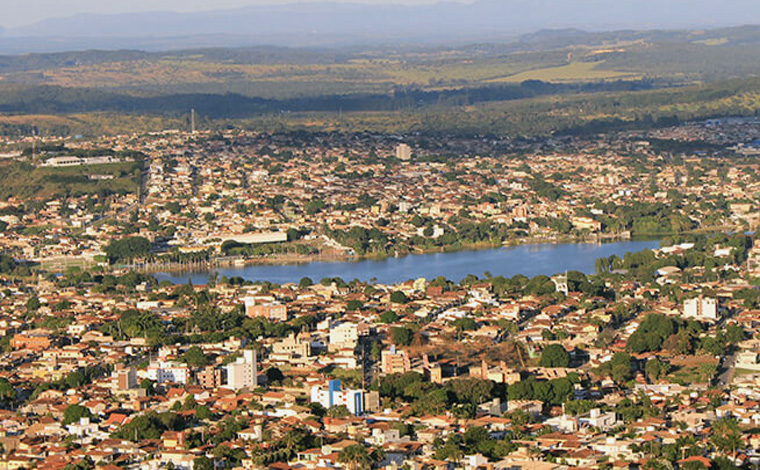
[381,347,411,375]
[226,349,258,390]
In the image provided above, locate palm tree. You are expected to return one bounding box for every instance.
[338,444,372,470]
[711,418,742,459]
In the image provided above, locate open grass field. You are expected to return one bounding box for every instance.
[0,113,186,137]
[8,56,567,98]
[486,61,640,83]
[0,160,142,200]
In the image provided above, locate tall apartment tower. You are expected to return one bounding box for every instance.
[396,144,412,161]
[116,368,138,390]
[226,349,258,390]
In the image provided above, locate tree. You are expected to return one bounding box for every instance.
[140,378,156,396]
[0,378,16,405]
[610,352,633,384]
[113,412,183,441]
[627,314,677,353]
[539,344,570,368]
[645,357,670,382]
[711,457,740,470]
[435,434,465,462]
[699,335,725,356]
[196,405,212,420]
[305,199,326,215]
[371,342,383,361]
[62,457,94,470]
[391,327,413,346]
[182,395,197,411]
[104,236,151,263]
[266,367,284,385]
[390,291,408,304]
[338,445,373,470]
[378,311,399,324]
[63,404,92,425]
[711,418,742,457]
[445,378,496,405]
[452,318,477,332]
[725,325,745,344]
[26,296,41,312]
[0,255,19,275]
[212,444,246,468]
[663,330,694,355]
[347,300,363,311]
[327,405,352,418]
[120,309,163,339]
[182,346,209,368]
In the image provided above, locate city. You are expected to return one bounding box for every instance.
[4,1,760,469]
[0,117,760,469]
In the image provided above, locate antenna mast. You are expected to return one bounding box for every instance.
[31,127,37,165]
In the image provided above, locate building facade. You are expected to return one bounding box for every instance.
[310,379,364,415]
[226,349,258,390]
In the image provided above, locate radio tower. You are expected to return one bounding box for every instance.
[31,127,37,166]
[191,109,196,134]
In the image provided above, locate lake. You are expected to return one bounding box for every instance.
[153,239,660,285]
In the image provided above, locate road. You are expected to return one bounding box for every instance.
[716,349,738,388]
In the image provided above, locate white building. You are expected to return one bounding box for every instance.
[579,408,618,431]
[226,349,258,390]
[546,414,578,433]
[41,155,120,167]
[328,322,367,350]
[41,156,84,167]
[310,379,364,415]
[684,296,718,322]
[66,418,99,439]
[396,144,412,161]
[146,361,190,385]
[416,225,445,239]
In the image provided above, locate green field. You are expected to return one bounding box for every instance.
[487,61,640,83]
[0,160,143,200]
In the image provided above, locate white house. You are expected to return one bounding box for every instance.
[579,408,618,431]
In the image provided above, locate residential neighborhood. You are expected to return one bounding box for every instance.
[0,118,759,470]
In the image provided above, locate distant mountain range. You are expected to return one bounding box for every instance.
[2,0,760,53]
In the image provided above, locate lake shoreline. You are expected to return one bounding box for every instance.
[152,239,662,286]
[149,233,642,274]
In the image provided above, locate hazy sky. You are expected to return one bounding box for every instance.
[3,0,460,28]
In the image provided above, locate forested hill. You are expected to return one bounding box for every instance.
[3,25,760,138]
[0,80,658,118]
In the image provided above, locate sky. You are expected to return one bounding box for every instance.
[2,0,459,29]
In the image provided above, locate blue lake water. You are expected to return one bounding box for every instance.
[153,239,660,285]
